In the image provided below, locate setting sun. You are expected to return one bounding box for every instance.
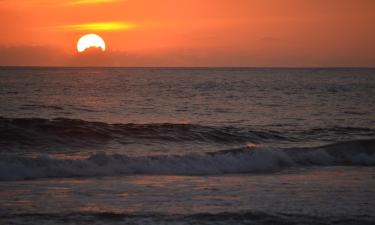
[77,34,106,53]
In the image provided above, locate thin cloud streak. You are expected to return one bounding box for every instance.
[58,22,136,32]
[67,0,124,5]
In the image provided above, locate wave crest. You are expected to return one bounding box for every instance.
[0,117,286,149]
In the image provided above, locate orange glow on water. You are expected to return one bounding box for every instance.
[246,143,258,148]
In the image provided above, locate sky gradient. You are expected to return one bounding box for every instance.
[0,0,374,67]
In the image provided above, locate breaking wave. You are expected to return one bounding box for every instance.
[0,139,374,181]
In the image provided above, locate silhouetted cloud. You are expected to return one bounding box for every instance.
[0,45,173,67]
[0,46,68,66]
[1,44,374,67]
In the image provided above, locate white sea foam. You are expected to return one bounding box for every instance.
[1,140,374,181]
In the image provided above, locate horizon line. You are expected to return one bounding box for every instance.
[1,66,374,69]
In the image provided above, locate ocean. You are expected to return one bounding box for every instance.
[0,67,374,225]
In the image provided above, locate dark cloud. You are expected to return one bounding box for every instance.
[0,45,219,67]
[0,45,69,66]
[0,45,140,67]
[1,44,374,67]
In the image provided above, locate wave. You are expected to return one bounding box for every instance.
[20,104,64,111]
[2,117,375,151]
[0,139,374,181]
[1,211,374,225]
[0,117,286,148]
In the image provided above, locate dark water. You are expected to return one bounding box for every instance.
[0,67,374,224]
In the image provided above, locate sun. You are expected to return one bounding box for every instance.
[77,34,106,53]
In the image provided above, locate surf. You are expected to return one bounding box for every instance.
[0,139,374,181]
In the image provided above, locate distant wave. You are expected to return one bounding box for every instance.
[0,139,374,181]
[19,104,64,111]
[1,211,374,225]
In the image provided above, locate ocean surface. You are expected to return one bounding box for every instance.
[0,67,374,225]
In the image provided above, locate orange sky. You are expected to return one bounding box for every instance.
[0,0,374,67]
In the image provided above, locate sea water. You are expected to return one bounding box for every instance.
[0,67,374,224]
